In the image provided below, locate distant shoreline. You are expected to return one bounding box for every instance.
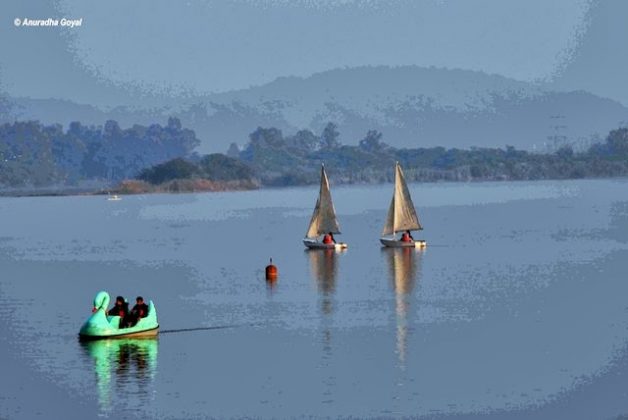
[2,175,626,198]
[0,180,259,198]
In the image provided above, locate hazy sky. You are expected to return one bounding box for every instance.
[0,0,609,107]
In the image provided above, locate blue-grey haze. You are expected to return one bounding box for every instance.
[1,0,592,103]
[8,66,628,153]
[2,0,628,153]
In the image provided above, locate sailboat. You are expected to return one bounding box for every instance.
[303,165,348,250]
[380,162,426,248]
[107,191,122,201]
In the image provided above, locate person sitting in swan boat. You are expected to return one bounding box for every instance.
[107,296,128,317]
[106,296,129,327]
[126,296,149,327]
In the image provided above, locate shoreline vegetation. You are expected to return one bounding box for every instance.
[2,118,628,197]
[115,178,259,195]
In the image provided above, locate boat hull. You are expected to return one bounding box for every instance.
[303,239,348,250]
[380,238,427,248]
[79,326,159,341]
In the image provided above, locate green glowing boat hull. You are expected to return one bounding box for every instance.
[79,293,159,340]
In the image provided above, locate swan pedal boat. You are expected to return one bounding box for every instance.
[79,291,159,340]
[380,237,427,248]
[303,238,348,250]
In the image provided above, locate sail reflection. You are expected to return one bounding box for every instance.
[307,248,343,346]
[307,248,341,403]
[307,248,339,315]
[80,338,158,414]
[383,247,423,369]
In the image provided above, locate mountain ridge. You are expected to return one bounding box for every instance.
[4,65,627,153]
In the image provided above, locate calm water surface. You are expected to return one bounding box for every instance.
[1,179,628,419]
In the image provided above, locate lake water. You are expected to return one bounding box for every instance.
[1,179,628,419]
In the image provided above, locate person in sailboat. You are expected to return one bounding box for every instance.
[323,232,336,245]
[400,230,414,243]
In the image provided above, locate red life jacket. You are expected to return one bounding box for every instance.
[323,234,333,244]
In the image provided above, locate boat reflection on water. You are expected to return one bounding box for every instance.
[307,248,342,403]
[383,247,423,369]
[307,248,340,316]
[80,338,158,414]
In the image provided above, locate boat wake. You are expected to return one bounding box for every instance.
[160,323,263,335]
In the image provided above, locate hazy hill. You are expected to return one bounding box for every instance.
[551,0,628,107]
[5,66,628,153]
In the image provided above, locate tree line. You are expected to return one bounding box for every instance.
[0,118,199,187]
[227,123,628,185]
[2,116,628,190]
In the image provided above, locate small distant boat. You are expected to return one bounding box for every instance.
[303,165,348,250]
[380,162,426,248]
[107,194,121,201]
[79,291,159,340]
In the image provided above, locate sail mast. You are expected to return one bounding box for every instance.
[305,165,341,238]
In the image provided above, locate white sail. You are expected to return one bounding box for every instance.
[305,165,341,238]
[382,195,396,237]
[381,162,422,236]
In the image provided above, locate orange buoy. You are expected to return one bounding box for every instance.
[265,257,278,280]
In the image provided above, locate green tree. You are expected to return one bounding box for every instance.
[320,122,341,150]
[288,129,319,154]
[605,128,628,157]
[359,130,386,153]
[138,158,199,184]
[198,154,253,181]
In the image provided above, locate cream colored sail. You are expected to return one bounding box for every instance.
[305,165,341,238]
[382,162,422,236]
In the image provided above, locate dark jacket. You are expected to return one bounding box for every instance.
[131,303,149,318]
[108,302,129,317]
